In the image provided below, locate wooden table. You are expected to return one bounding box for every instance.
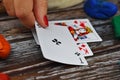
[0,0,120,80]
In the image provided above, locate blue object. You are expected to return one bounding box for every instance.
[84,0,118,19]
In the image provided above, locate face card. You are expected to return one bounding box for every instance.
[54,19,102,43]
[35,22,88,65]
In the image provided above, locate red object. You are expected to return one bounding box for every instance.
[84,49,89,54]
[81,44,86,48]
[68,26,74,32]
[74,20,78,24]
[43,15,49,26]
[80,22,85,28]
[0,34,11,59]
[79,47,82,50]
[0,73,10,80]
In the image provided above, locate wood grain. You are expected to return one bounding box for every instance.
[0,0,120,80]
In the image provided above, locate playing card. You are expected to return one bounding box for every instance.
[35,22,88,65]
[31,28,39,45]
[54,19,102,43]
[32,28,93,57]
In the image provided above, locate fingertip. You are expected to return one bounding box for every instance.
[36,15,49,28]
[34,0,48,28]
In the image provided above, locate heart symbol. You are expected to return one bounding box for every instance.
[84,0,118,19]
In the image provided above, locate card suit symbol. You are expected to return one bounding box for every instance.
[52,39,62,45]
[56,42,62,45]
[74,20,78,24]
[81,44,86,48]
[52,38,57,42]
[79,47,83,50]
[77,43,80,45]
[83,49,89,54]
[75,52,80,56]
[80,22,85,28]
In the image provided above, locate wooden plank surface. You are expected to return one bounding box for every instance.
[0,0,120,80]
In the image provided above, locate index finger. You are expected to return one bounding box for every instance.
[34,0,48,28]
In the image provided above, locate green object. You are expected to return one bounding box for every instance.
[118,61,120,65]
[112,15,120,39]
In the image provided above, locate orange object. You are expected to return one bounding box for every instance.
[0,73,10,80]
[0,34,11,59]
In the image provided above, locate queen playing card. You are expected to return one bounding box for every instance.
[54,19,102,43]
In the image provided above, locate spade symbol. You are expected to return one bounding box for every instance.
[52,39,62,45]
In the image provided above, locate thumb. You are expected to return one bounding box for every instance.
[34,0,48,28]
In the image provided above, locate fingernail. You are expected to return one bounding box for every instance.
[43,15,48,26]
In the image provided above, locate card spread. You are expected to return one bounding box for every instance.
[32,19,102,65]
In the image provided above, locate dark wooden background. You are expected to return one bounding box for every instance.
[0,0,120,80]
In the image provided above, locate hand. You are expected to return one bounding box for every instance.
[3,0,48,28]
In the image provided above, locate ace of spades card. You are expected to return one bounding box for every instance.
[35,22,88,65]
